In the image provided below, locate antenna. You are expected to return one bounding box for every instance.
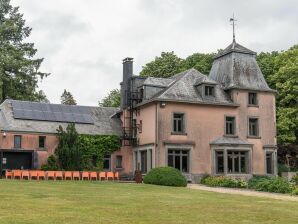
[229,14,237,42]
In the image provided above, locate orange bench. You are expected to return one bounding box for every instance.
[22,170,30,180]
[114,172,120,181]
[82,172,90,180]
[73,171,80,180]
[5,170,13,179]
[30,170,38,180]
[55,171,63,180]
[13,170,22,179]
[47,171,55,180]
[99,172,106,181]
[64,171,72,180]
[107,172,114,181]
[37,170,46,180]
[90,172,97,181]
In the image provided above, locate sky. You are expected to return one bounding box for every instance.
[11,0,298,106]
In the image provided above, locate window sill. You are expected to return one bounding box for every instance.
[247,136,261,139]
[171,132,187,136]
[37,148,47,151]
[115,167,123,170]
[247,104,259,108]
[223,135,238,138]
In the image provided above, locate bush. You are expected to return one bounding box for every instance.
[291,187,298,195]
[201,176,247,188]
[249,176,293,194]
[248,175,273,189]
[41,155,59,171]
[291,172,298,185]
[143,167,187,187]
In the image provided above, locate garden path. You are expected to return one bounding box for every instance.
[188,184,298,201]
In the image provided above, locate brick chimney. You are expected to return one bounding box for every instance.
[120,57,133,109]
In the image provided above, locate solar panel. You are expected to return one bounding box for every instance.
[11,101,94,124]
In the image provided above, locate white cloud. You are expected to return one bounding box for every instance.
[11,0,298,105]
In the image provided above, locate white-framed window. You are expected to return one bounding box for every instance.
[225,116,236,136]
[248,117,259,137]
[172,113,185,134]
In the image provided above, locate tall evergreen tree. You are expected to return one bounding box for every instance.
[61,89,77,105]
[0,0,49,102]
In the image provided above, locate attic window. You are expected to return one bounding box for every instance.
[205,86,215,97]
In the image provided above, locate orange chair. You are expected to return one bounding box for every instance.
[30,170,38,180]
[47,171,56,180]
[99,172,106,181]
[82,172,90,180]
[37,171,46,180]
[114,172,120,181]
[107,172,114,181]
[73,171,80,180]
[64,171,72,180]
[13,170,22,179]
[22,170,30,180]
[5,170,13,179]
[90,172,97,181]
[55,171,63,180]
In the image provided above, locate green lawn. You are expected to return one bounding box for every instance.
[0,180,297,224]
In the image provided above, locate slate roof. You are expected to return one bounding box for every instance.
[0,100,122,135]
[214,40,256,59]
[148,69,236,106]
[210,136,253,146]
[143,77,174,87]
[194,75,218,86]
[209,41,275,92]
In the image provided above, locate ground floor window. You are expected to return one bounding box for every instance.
[214,149,250,174]
[134,149,152,173]
[115,155,122,169]
[215,151,224,174]
[103,155,111,170]
[266,151,275,175]
[168,149,189,173]
[227,151,248,174]
[140,151,147,173]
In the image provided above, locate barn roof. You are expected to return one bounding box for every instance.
[0,100,122,135]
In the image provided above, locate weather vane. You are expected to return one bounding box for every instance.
[230,14,237,42]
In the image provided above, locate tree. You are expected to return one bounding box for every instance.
[182,53,215,75]
[99,89,120,107]
[0,0,49,103]
[269,45,298,144]
[140,52,183,78]
[55,124,82,170]
[61,89,77,105]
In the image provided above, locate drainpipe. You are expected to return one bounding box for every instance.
[155,102,158,168]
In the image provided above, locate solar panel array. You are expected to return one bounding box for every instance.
[11,101,94,124]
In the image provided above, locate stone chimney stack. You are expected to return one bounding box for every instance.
[120,57,133,109]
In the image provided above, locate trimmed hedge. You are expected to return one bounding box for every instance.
[143,167,187,187]
[201,176,247,188]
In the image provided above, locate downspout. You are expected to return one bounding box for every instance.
[155,102,158,168]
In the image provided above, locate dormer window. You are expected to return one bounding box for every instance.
[248,92,258,106]
[205,85,215,97]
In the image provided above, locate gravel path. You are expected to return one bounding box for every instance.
[188,184,298,202]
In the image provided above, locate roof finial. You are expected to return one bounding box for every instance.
[230,14,237,43]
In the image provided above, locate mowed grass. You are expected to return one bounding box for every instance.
[0,180,297,224]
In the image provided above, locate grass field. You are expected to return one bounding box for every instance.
[0,180,297,224]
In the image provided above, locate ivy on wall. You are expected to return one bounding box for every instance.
[43,124,121,171]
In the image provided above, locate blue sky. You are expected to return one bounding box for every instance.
[11,0,298,105]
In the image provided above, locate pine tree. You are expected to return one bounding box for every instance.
[0,0,49,102]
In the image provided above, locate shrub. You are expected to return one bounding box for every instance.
[251,176,293,194]
[291,187,298,195]
[291,172,298,185]
[201,176,247,188]
[41,155,59,171]
[143,167,187,187]
[248,175,273,189]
